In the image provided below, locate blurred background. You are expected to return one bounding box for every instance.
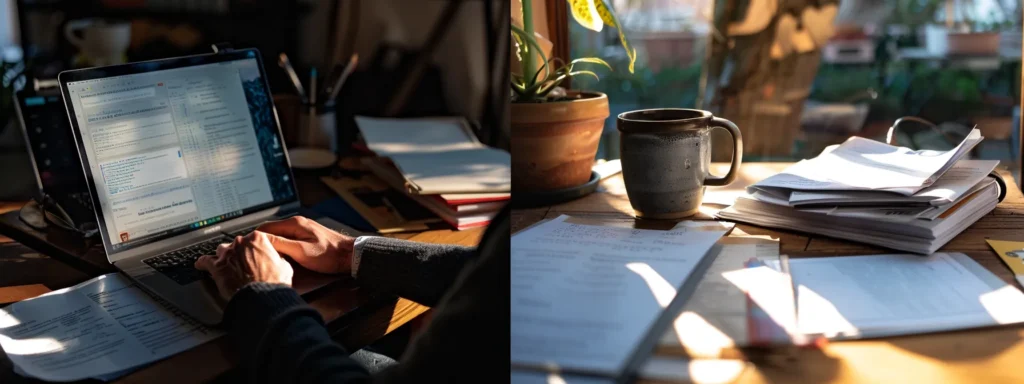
[555,0,1022,173]
[0,0,508,199]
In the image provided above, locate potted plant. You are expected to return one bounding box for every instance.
[510,0,635,192]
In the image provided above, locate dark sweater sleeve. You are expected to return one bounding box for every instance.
[352,237,475,307]
[225,282,371,384]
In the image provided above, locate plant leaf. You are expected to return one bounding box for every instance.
[570,57,612,71]
[567,0,604,32]
[510,31,525,62]
[510,25,551,86]
[568,70,601,81]
[593,0,636,73]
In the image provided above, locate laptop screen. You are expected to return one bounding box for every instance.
[63,51,296,253]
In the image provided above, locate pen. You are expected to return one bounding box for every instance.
[327,54,358,104]
[278,53,307,103]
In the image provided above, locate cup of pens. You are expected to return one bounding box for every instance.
[278,53,358,169]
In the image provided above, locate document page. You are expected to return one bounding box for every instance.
[354,116,481,154]
[752,130,981,195]
[0,274,221,381]
[658,237,780,355]
[510,216,730,376]
[390,148,511,194]
[782,253,1024,338]
[788,160,997,206]
[354,116,511,194]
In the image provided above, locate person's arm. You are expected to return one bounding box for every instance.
[196,232,371,384]
[225,283,370,384]
[351,237,475,306]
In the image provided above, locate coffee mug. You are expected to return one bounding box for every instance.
[617,109,743,219]
[64,19,131,66]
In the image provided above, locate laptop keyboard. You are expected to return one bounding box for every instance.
[143,237,227,285]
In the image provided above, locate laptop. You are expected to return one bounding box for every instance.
[13,85,96,230]
[57,49,363,325]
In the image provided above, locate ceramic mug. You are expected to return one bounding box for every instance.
[64,19,131,66]
[617,108,743,219]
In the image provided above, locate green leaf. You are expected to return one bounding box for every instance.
[593,0,636,73]
[567,0,604,32]
[570,57,612,71]
[510,25,551,87]
[568,70,601,81]
[531,57,567,86]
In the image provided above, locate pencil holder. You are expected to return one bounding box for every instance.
[297,103,338,153]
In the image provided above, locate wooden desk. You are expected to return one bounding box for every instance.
[0,168,484,383]
[512,163,1024,384]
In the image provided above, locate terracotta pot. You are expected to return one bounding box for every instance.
[511,92,609,192]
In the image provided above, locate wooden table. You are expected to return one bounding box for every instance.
[0,167,485,383]
[512,163,1024,384]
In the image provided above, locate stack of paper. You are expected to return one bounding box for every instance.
[511,215,731,379]
[355,116,510,230]
[717,130,1005,254]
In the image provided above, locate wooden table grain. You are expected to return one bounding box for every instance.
[512,163,1024,384]
[0,169,484,383]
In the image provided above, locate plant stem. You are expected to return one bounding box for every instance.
[521,0,536,85]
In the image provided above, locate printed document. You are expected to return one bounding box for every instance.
[0,273,222,382]
[788,159,998,207]
[752,129,982,195]
[658,237,780,356]
[510,216,730,376]
[771,253,1024,339]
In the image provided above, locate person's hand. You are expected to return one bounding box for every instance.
[256,216,355,274]
[195,232,294,300]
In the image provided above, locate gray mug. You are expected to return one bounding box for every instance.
[617,109,743,219]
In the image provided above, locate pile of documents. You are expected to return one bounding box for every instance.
[717,129,1004,254]
[355,116,510,230]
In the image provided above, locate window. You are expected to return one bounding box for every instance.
[567,0,1022,170]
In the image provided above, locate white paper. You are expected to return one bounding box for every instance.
[510,216,730,376]
[789,159,998,206]
[0,274,221,382]
[389,148,511,193]
[753,130,982,195]
[717,181,1000,254]
[510,369,614,384]
[658,238,780,354]
[354,116,481,154]
[784,253,1024,338]
[354,116,511,194]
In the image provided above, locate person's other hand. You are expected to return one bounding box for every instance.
[195,232,294,300]
[256,216,355,274]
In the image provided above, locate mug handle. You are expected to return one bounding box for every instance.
[704,117,743,186]
[64,19,92,50]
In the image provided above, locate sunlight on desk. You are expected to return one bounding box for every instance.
[979,285,1024,324]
